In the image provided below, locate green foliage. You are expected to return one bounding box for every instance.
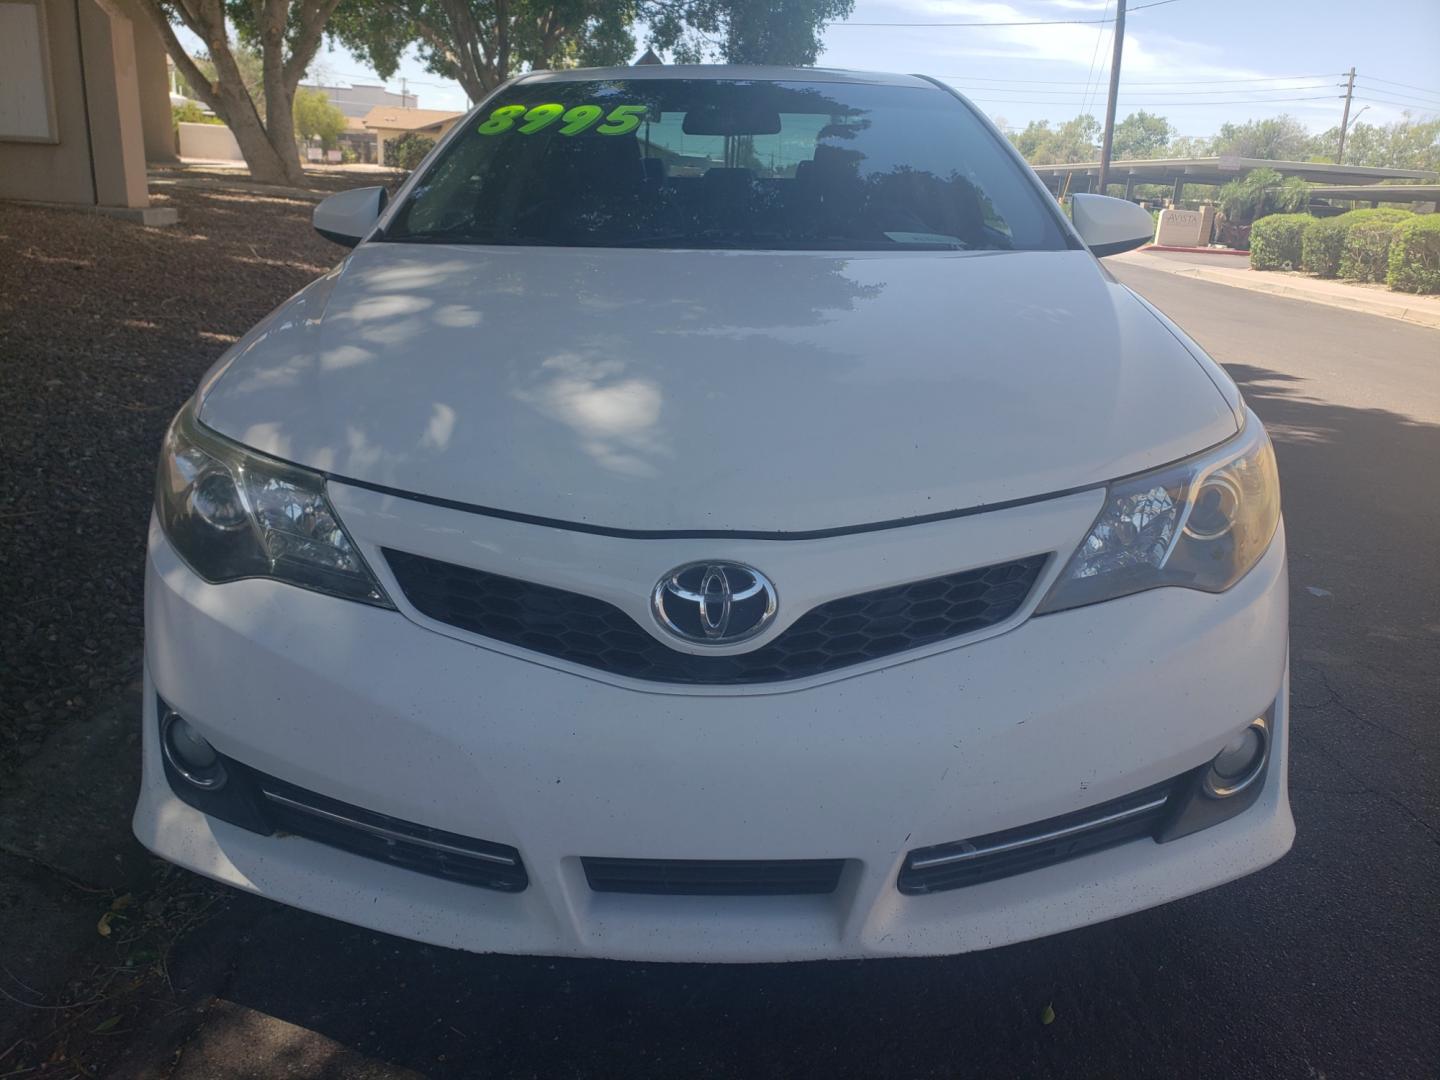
[1248,213,1314,271]
[1339,214,1412,283]
[646,0,854,65]
[331,0,642,101]
[384,132,435,170]
[1386,215,1440,294]
[1319,113,1440,171]
[1211,114,1318,161]
[1111,110,1173,160]
[293,88,347,150]
[1008,115,1100,165]
[1217,167,1311,224]
[171,100,223,126]
[1301,209,1411,278]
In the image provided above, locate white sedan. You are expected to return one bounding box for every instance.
[134,65,1291,962]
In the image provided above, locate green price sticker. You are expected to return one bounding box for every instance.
[477,103,647,137]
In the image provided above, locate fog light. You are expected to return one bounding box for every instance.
[161,710,226,789]
[1203,717,1268,798]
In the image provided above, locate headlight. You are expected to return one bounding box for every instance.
[1037,409,1279,614]
[156,401,392,607]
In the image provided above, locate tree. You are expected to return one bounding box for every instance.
[332,0,854,104]
[1211,114,1319,161]
[1216,166,1311,224]
[1111,110,1173,160]
[330,0,640,104]
[294,87,347,150]
[1007,115,1099,165]
[1317,113,1440,171]
[644,0,855,65]
[135,0,344,185]
[194,39,265,117]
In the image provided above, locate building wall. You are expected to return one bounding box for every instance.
[0,0,149,208]
[177,120,241,160]
[117,0,175,161]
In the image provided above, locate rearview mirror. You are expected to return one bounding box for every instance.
[682,106,782,136]
[1069,193,1154,257]
[313,186,389,247]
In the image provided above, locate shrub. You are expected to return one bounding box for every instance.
[1340,217,1408,282]
[384,132,435,171]
[1301,208,1411,278]
[1249,213,1313,270]
[171,100,222,126]
[1387,215,1440,294]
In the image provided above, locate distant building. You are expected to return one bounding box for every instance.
[299,82,416,120]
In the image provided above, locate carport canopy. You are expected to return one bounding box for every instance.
[1031,156,1437,198]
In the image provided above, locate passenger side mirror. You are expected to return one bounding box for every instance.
[313,186,389,247]
[1069,193,1154,257]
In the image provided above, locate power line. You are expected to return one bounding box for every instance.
[1078,0,1110,122]
[1353,83,1440,107]
[1360,74,1440,98]
[835,0,1179,28]
[1351,94,1440,112]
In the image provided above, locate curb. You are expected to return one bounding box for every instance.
[1141,244,1249,257]
[1124,257,1440,331]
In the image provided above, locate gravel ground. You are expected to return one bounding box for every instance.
[0,176,383,772]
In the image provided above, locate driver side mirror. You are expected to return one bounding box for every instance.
[313,186,389,247]
[1069,193,1154,257]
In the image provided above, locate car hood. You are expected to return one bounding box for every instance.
[198,243,1238,534]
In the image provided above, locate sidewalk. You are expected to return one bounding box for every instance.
[1116,248,1440,331]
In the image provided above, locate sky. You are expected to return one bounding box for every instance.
[255,0,1440,136]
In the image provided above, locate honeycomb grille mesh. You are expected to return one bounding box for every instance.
[384,548,1048,685]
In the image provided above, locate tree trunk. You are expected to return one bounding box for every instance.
[135,0,307,186]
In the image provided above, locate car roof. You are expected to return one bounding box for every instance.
[515,65,938,90]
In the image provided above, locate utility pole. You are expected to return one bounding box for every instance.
[401,76,411,108]
[1336,67,1356,163]
[1096,0,1127,195]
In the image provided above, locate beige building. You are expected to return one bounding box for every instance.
[0,0,177,222]
[363,106,463,166]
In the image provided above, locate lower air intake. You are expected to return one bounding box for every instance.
[256,777,529,892]
[583,857,846,896]
[898,780,1177,894]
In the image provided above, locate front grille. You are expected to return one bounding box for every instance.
[898,780,1177,894]
[257,776,529,892]
[583,857,846,895]
[383,549,1047,685]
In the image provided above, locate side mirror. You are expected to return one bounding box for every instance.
[1070,193,1154,257]
[313,186,389,247]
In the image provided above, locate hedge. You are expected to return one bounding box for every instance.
[1387,215,1440,294]
[384,132,435,171]
[1249,213,1313,270]
[1301,208,1412,278]
[1340,218,1404,283]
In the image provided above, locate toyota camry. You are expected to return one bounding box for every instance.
[134,65,1291,961]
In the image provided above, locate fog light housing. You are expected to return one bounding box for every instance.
[160,710,226,790]
[1202,717,1268,799]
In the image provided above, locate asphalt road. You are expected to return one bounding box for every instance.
[120,270,1440,1080]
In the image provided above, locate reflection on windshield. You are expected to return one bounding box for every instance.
[384,80,1072,253]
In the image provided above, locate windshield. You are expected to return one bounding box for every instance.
[383,78,1073,252]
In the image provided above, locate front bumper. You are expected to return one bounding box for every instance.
[135,512,1292,962]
